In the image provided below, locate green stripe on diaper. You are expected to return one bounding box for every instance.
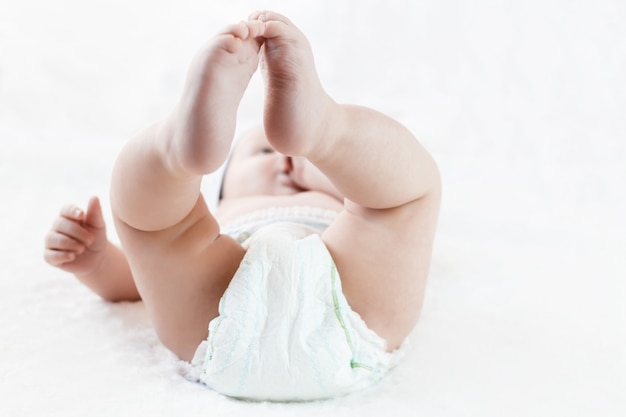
[331,263,354,352]
[330,263,373,372]
[351,361,375,371]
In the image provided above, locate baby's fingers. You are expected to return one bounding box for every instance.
[45,230,87,253]
[60,204,85,222]
[43,230,86,268]
[51,216,94,246]
[43,248,77,267]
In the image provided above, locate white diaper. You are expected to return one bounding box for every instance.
[189,222,402,401]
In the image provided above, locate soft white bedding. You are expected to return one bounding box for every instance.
[1,0,624,416]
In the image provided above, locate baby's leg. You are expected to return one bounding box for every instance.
[254,11,441,349]
[113,21,264,231]
[110,21,264,360]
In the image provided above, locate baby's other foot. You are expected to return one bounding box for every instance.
[171,20,265,174]
[251,11,337,159]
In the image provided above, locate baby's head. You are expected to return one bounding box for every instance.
[217,127,309,202]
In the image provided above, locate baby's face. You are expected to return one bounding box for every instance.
[220,127,308,200]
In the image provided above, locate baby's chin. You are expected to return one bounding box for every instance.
[278,179,309,194]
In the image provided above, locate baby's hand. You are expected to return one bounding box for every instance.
[44,197,108,277]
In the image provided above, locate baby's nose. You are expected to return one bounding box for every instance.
[280,155,293,173]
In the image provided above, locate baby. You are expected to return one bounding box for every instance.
[43,11,441,401]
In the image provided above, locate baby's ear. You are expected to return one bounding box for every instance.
[84,197,105,229]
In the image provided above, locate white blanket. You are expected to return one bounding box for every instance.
[1,0,624,416]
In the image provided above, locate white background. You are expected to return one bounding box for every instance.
[1,0,624,416]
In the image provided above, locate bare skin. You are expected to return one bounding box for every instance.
[44,12,441,362]
[43,196,138,301]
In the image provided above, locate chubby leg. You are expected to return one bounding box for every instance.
[112,21,265,231]
[110,21,264,360]
[253,11,441,349]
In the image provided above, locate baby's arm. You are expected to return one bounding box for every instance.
[44,197,140,302]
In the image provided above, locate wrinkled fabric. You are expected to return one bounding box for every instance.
[189,223,402,401]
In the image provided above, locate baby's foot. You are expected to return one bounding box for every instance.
[170,21,265,174]
[251,11,337,158]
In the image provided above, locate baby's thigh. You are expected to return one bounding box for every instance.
[114,198,245,360]
[321,199,438,350]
